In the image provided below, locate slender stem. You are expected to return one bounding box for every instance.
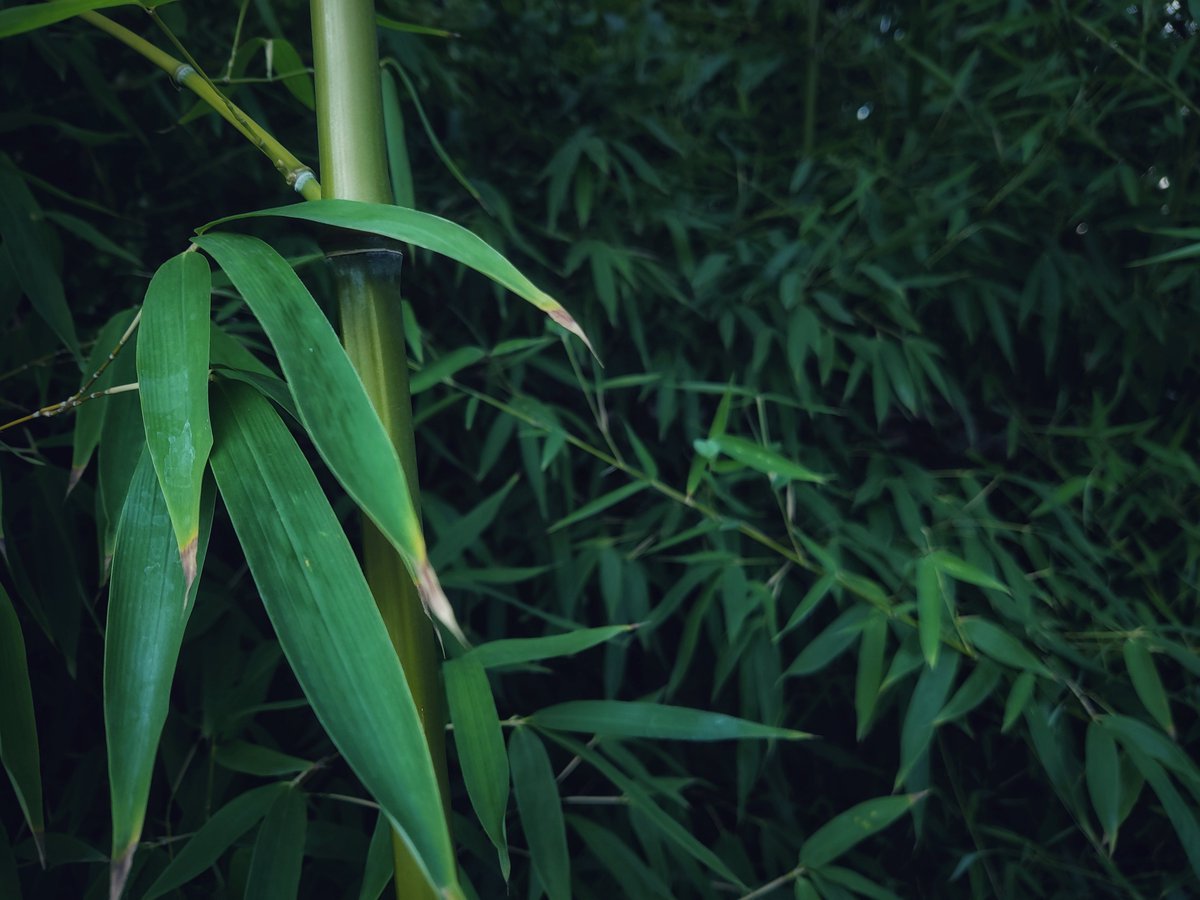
[309,3,448,898]
[78,10,322,199]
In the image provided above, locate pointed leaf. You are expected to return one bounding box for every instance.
[430,475,517,568]
[529,700,812,741]
[244,785,307,900]
[1086,721,1121,849]
[106,450,213,889]
[358,814,394,900]
[1123,639,1175,738]
[0,167,80,365]
[141,783,285,900]
[1123,747,1200,878]
[445,658,511,879]
[854,614,888,740]
[71,308,138,487]
[1001,671,1036,733]
[136,251,213,593]
[934,661,1001,725]
[199,200,596,357]
[930,551,1009,594]
[0,584,42,841]
[509,728,570,900]
[783,606,872,678]
[463,625,635,669]
[916,555,941,669]
[0,1,134,38]
[799,793,926,867]
[959,618,1051,677]
[547,482,648,533]
[193,234,462,644]
[208,382,458,897]
[381,68,415,208]
[897,652,960,787]
[703,434,829,484]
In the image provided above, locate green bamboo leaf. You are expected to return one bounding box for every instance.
[916,555,941,669]
[529,700,812,741]
[934,661,1001,725]
[783,605,873,678]
[142,783,286,900]
[43,210,142,267]
[817,865,903,900]
[896,651,960,787]
[1128,242,1200,267]
[70,307,138,491]
[106,450,213,894]
[381,67,415,208]
[0,584,42,849]
[930,551,1009,594]
[701,434,829,484]
[959,618,1051,678]
[244,785,307,900]
[213,741,312,777]
[0,1,134,40]
[266,38,314,110]
[375,13,459,37]
[445,657,511,880]
[463,624,635,669]
[794,875,820,900]
[544,732,746,888]
[0,166,81,365]
[547,481,648,533]
[1122,747,1200,878]
[568,816,673,898]
[778,572,835,641]
[193,234,463,645]
[854,614,888,740]
[509,728,570,900]
[198,200,596,358]
[412,348,489,396]
[208,382,459,897]
[136,251,212,593]
[1100,715,1200,795]
[358,814,394,900]
[799,793,926,868]
[1001,671,1036,733]
[1123,639,1175,738]
[1086,721,1121,851]
[430,475,517,568]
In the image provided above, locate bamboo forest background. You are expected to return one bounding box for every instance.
[1,0,1199,898]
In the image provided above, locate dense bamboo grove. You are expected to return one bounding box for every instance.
[0,1,1197,898]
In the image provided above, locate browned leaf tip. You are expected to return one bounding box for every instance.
[66,464,87,498]
[180,538,199,608]
[548,308,602,366]
[110,844,135,900]
[415,558,470,651]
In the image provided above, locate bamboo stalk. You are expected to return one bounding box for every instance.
[309,2,448,897]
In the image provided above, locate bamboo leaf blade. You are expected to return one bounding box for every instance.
[463,625,636,669]
[444,658,511,879]
[136,251,213,593]
[141,783,286,900]
[799,793,926,868]
[105,450,213,898]
[197,200,597,358]
[0,1,133,38]
[528,700,813,741]
[193,233,464,645]
[0,584,43,852]
[1122,639,1175,738]
[207,382,458,896]
[244,785,307,900]
[699,433,830,484]
[0,166,81,366]
[509,728,570,900]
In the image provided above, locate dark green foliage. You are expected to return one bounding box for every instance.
[0,1,1197,898]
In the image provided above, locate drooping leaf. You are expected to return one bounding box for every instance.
[930,551,1010,594]
[70,307,138,489]
[380,67,415,208]
[783,605,873,678]
[915,555,941,669]
[959,618,1051,678]
[509,728,570,900]
[896,651,960,787]
[198,200,596,357]
[208,381,460,898]
[1085,721,1121,851]
[854,613,888,740]
[445,657,511,879]
[193,233,463,645]
[105,450,213,896]
[136,251,212,593]
[699,433,829,484]
[1123,639,1175,738]
[1001,671,1037,733]
[0,166,80,365]
[529,700,812,741]
[0,584,42,848]
[357,814,394,900]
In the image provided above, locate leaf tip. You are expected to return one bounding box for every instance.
[180,537,199,604]
[66,464,87,497]
[416,558,470,650]
[110,844,135,900]
[32,829,45,869]
[547,307,601,365]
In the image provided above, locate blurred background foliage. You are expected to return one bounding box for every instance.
[1,0,1198,897]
